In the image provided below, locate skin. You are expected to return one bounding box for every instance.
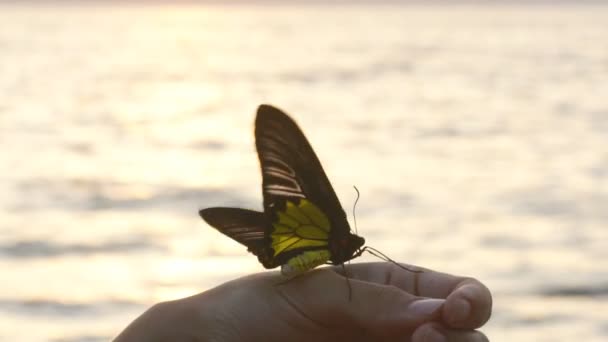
[114,262,492,342]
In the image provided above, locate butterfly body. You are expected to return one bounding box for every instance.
[200,105,365,276]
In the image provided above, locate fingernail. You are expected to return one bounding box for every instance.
[448,298,471,324]
[407,299,444,316]
[423,327,446,342]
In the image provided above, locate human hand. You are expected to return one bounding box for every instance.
[114,262,491,341]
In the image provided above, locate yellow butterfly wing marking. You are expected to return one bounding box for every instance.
[271,199,332,274]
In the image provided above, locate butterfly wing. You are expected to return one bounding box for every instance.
[255,105,347,218]
[255,105,353,268]
[199,207,277,268]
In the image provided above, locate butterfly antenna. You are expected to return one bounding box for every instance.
[352,186,360,235]
[364,246,423,274]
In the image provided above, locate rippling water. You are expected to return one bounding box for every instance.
[1,2,607,341]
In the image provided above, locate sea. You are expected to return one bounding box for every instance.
[1,2,607,341]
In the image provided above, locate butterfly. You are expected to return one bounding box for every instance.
[200,104,413,277]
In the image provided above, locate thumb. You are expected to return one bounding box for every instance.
[278,269,444,339]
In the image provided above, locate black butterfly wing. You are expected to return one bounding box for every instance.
[199,207,277,268]
[255,105,352,263]
[256,105,347,218]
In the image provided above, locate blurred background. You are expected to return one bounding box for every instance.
[1,1,607,341]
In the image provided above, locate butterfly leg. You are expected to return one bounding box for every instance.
[341,263,353,301]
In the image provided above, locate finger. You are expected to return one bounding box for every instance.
[277,269,444,339]
[412,322,489,342]
[442,280,492,329]
[337,263,493,329]
[337,262,464,298]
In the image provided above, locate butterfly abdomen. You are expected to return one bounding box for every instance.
[280,250,331,276]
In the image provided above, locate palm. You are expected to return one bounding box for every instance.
[197,262,491,342]
[114,262,491,342]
